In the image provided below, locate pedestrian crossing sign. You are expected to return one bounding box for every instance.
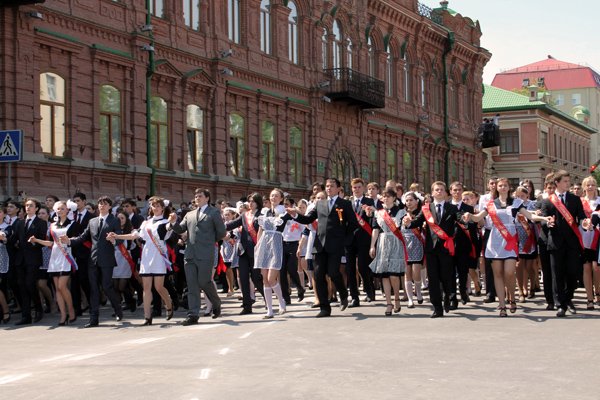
[0,130,23,162]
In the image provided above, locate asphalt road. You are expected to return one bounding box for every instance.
[1,289,599,400]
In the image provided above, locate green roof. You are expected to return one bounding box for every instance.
[482,84,596,133]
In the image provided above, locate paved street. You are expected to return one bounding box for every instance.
[1,289,599,400]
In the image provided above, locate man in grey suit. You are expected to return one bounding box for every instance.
[63,196,123,328]
[168,188,226,325]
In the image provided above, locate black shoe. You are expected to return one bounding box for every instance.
[417,298,424,305]
[115,311,124,322]
[182,316,199,326]
[33,311,43,323]
[239,308,252,315]
[285,300,292,306]
[340,297,349,311]
[483,297,496,304]
[461,294,470,305]
[298,289,305,302]
[141,318,152,326]
[556,308,567,317]
[83,320,99,328]
[431,310,444,318]
[166,309,174,321]
[68,316,77,325]
[567,302,576,314]
[2,313,11,324]
[315,310,331,318]
[15,318,32,326]
[212,308,221,319]
[450,298,459,310]
[443,298,450,313]
[128,302,137,313]
[100,298,108,306]
[546,303,555,311]
[474,290,482,297]
[348,299,360,308]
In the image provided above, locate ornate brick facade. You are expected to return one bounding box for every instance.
[0,0,490,202]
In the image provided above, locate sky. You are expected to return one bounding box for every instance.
[423,0,600,84]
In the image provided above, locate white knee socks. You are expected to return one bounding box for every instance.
[272,283,286,311]
[415,280,423,300]
[406,280,414,305]
[264,285,273,316]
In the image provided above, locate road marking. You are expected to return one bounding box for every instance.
[199,369,211,379]
[67,353,106,361]
[218,348,230,355]
[0,373,32,385]
[125,337,165,345]
[239,332,252,339]
[191,324,221,330]
[40,354,76,363]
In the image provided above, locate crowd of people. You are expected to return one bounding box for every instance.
[0,169,598,328]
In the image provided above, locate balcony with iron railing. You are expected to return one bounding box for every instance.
[323,68,385,109]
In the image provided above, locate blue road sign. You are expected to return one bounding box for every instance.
[0,130,23,162]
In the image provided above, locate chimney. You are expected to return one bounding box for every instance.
[528,85,538,102]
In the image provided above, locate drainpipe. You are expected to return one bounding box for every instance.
[145,0,156,195]
[442,31,454,183]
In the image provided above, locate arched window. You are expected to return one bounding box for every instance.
[385,46,394,97]
[386,148,396,180]
[346,37,353,70]
[150,97,168,169]
[288,1,298,64]
[228,0,241,43]
[186,104,204,173]
[99,85,121,163]
[183,0,200,30]
[290,127,302,184]
[368,144,378,182]
[403,53,411,102]
[260,0,271,54]
[332,20,342,69]
[40,72,66,157]
[261,121,275,180]
[229,113,245,177]
[321,27,328,69]
[367,36,376,77]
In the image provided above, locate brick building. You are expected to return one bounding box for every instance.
[0,0,490,203]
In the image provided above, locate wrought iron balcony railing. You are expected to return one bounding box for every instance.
[323,68,385,109]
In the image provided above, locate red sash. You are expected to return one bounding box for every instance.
[216,243,227,274]
[117,243,139,278]
[422,205,455,256]
[456,223,477,258]
[355,212,373,236]
[516,214,536,253]
[49,226,78,272]
[378,210,408,263]
[244,212,258,244]
[486,200,519,255]
[582,198,600,249]
[550,194,584,249]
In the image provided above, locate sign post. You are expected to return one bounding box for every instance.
[0,129,23,198]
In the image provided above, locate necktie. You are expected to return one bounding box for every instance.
[329,198,334,211]
[98,218,104,232]
[436,204,442,221]
[559,194,565,204]
[355,199,360,213]
[26,218,32,230]
[77,213,82,224]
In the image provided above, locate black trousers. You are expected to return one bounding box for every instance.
[550,245,581,310]
[538,243,557,306]
[238,252,264,310]
[314,250,347,312]
[72,255,91,313]
[425,249,454,313]
[453,252,471,299]
[281,241,303,304]
[482,229,496,299]
[88,262,122,321]
[345,242,374,300]
[17,263,42,319]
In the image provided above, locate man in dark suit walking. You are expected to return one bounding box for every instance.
[541,170,590,317]
[168,188,226,326]
[63,196,123,328]
[346,178,375,307]
[404,181,460,318]
[11,198,47,325]
[287,178,358,318]
[70,192,94,316]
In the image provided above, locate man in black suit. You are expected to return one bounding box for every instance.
[287,178,358,317]
[4,201,22,314]
[225,193,265,315]
[541,170,590,317]
[10,198,48,325]
[404,181,460,318]
[449,181,477,307]
[70,192,94,316]
[63,196,123,327]
[346,178,375,307]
